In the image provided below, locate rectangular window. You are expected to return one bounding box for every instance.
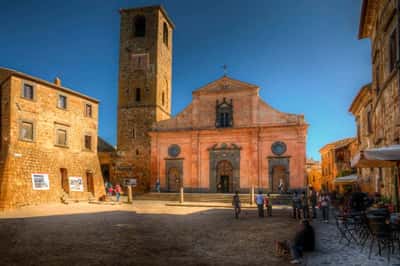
[58,95,67,109]
[84,135,92,150]
[389,30,397,73]
[135,88,141,102]
[85,104,92,117]
[56,129,67,146]
[20,121,34,141]
[22,83,34,100]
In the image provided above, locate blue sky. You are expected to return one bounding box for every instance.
[0,0,371,159]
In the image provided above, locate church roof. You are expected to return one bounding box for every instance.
[192,76,259,95]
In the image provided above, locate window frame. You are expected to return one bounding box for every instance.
[135,88,141,102]
[55,128,68,147]
[389,29,397,74]
[21,81,36,101]
[163,22,169,46]
[19,120,35,142]
[134,15,146,37]
[57,94,68,110]
[84,134,92,151]
[84,103,93,118]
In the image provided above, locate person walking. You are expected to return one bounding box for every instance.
[309,187,318,219]
[265,193,272,216]
[292,191,302,219]
[232,191,241,219]
[114,184,122,202]
[319,192,330,223]
[255,191,265,218]
[301,191,309,219]
[155,179,161,193]
[278,179,284,194]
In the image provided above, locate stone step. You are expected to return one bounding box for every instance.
[133,193,292,204]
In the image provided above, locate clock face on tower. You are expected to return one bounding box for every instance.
[271,141,287,156]
[168,144,181,157]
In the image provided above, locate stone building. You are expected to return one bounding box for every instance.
[97,137,117,185]
[306,158,322,191]
[149,76,308,193]
[0,68,105,209]
[115,5,173,191]
[319,138,358,192]
[348,0,400,197]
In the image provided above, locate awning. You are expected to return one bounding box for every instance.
[334,174,358,184]
[351,145,400,168]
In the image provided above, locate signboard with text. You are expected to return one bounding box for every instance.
[123,178,137,187]
[69,177,83,192]
[32,173,50,190]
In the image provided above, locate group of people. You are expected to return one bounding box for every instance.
[104,181,122,202]
[231,190,273,219]
[232,189,317,264]
[292,187,331,222]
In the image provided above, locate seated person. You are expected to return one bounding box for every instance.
[275,220,315,264]
[291,220,315,264]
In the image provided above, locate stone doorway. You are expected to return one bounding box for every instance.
[268,157,290,193]
[167,167,181,192]
[209,143,241,193]
[216,160,233,193]
[86,171,94,194]
[60,168,69,193]
[272,165,286,192]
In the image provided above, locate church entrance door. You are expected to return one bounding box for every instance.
[167,167,181,192]
[216,160,233,193]
[272,165,286,192]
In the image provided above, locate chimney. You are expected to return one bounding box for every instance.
[54,77,61,86]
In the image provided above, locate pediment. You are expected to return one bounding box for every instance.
[193,76,259,95]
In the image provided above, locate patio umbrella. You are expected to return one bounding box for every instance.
[351,145,400,168]
[350,145,400,211]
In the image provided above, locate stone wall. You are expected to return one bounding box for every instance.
[0,75,104,209]
[116,6,173,190]
[354,0,400,198]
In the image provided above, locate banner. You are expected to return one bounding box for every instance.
[32,173,50,190]
[123,178,137,187]
[69,177,83,192]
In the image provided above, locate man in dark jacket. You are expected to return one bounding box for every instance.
[290,220,315,264]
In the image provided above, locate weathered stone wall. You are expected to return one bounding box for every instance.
[0,76,104,209]
[116,6,173,190]
[355,0,400,198]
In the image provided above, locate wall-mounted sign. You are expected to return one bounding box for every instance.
[32,173,50,190]
[123,178,137,187]
[69,177,83,192]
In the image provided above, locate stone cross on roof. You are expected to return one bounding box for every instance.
[222,64,228,77]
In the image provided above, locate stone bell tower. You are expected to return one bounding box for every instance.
[116,5,174,190]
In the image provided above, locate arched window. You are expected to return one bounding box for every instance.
[135,88,141,102]
[134,16,146,37]
[163,22,168,46]
[215,98,233,128]
[162,91,165,106]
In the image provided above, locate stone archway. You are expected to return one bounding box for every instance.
[209,143,241,193]
[268,157,290,192]
[216,160,233,193]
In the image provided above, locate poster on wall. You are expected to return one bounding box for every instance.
[69,177,83,192]
[123,178,137,187]
[31,173,50,190]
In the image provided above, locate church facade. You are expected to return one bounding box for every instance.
[149,77,308,193]
[114,5,308,192]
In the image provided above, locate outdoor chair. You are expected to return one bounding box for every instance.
[367,215,394,262]
[335,212,358,245]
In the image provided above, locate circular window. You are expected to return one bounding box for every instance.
[271,141,287,156]
[168,144,181,157]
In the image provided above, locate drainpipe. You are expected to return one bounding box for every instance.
[396,0,400,211]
